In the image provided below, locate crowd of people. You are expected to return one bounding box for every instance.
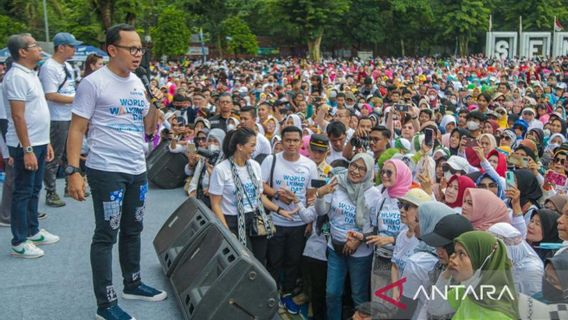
[1,25,568,320]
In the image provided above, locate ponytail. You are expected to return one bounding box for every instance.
[223,127,256,158]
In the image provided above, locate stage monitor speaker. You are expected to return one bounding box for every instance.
[148,150,188,189]
[153,197,215,276]
[146,140,170,170]
[170,222,279,320]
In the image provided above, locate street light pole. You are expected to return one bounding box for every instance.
[42,0,50,42]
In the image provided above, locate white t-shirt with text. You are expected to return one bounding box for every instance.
[72,66,149,175]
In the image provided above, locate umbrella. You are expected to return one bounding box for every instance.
[70,45,108,62]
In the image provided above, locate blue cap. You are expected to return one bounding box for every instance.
[53,32,82,47]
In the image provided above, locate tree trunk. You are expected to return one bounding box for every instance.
[401,39,405,56]
[216,32,223,59]
[99,0,113,31]
[307,31,323,62]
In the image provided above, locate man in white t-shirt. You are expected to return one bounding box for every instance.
[326,120,348,164]
[40,32,82,207]
[238,106,272,158]
[261,125,318,314]
[4,33,57,259]
[66,24,165,320]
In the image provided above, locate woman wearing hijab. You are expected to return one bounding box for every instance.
[444,175,476,213]
[510,169,544,226]
[442,231,519,319]
[393,201,455,320]
[526,209,562,261]
[462,188,511,231]
[518,254,568,318]
[283,114,302,130]
[367,159,412,295]
[188,128,226,204]
[488,222,544,296]
[527,128,545,158]
[475,172,505,199]
[296,153,380,320]
[448,128,468,156]
[544,194,568,214]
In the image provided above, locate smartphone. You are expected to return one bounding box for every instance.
[424,128,434,147]
[505,171,516,189]
[395,104,409,112]
[311,179,327,189]
[187,143,196,154]
[464,137,477,148]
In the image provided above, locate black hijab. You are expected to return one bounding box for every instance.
[449,128,468,155]
[530,209,562,261]
[515,169,543,207]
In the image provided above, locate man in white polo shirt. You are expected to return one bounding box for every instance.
[4,33,57,259]
[40,32,82,207]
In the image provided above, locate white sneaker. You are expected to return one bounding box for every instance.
[0,221,10,227]
[28,229,60,245]
[11,241,44,258]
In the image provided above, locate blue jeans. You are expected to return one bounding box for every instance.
[87,168,148,308]
[9,145,47,246]
[326,248,372,320]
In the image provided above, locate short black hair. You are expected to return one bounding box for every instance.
[326,121,346,138]
[372,125,391,139]
[106,24,136,49]
[240,106,257,117]
[281,125,302,137]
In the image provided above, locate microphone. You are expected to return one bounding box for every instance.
[134,67,154,99]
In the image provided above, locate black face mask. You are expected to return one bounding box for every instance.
[542,277,568,303]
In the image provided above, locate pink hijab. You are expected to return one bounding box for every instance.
[384,159,412,198]
[464,188,510,231]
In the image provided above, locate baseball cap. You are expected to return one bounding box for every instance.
[309,134,329,152]
[420,214,473,247]
[398,188,433,207]
[445,155,470,172]
[53,32,82,47]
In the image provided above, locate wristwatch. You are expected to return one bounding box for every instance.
[65,165,81,176]
[24,146,33,153]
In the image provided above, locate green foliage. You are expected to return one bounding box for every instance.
[0,15,27,45]
[222,17,258,55]
[151,6,191,58]
[438,0,490,55]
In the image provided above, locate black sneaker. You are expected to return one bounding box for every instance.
[96,305,135,320]
[122,283,167,302]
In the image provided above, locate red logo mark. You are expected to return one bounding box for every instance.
[374,277,407,309]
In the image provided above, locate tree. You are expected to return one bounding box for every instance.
[222,17,258,56]
[0,15,27,45]
[268,0,350,62]
[151,6,191,58]
[438,0,490,56]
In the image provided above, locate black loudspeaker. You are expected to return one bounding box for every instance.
[147,148,188,189]
[153,197,215,276]
[169,222,279,320]
[146,140,170,169]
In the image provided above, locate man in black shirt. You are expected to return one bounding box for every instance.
[209,92,232,131]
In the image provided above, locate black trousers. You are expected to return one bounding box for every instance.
[267,224,307,294]
[304,256,327,320]
[87,168,147,308]
[225,214,268,266]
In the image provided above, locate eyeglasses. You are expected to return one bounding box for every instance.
[478,182,497,189]
[349,162,367,173]
[397,201,415,211]
[554,157,566,165]
[112,44,145,56]
[195,137,206,142]
[522,111,534,116]
[381,169,393,178]
[25,43,40,50]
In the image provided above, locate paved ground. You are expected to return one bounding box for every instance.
[0,180,187,320]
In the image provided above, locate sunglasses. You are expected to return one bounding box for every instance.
[195,137,206,142]
[381,169,393,178]
[397,201,415,211]
[554,157,566,165]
